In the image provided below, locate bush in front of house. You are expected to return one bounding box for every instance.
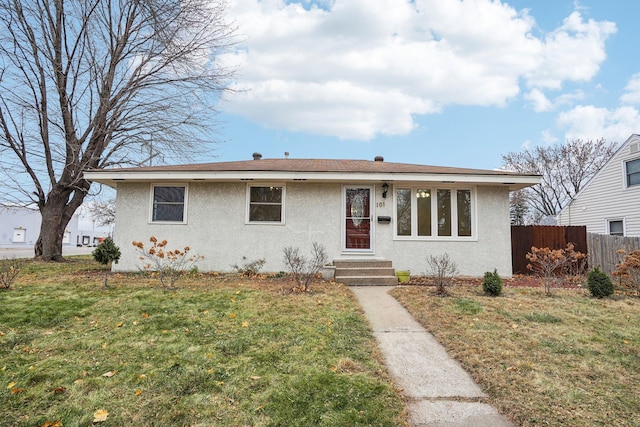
[231,257,266,277]
[526,243,586,296]
[132,237,203,289]
[92,237,121,287]
[283,242,328,292]
[612,249,640,295]
[482,269,503,296]
[587,268,614,298]
[425,253,458,296]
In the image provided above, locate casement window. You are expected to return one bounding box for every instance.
[626,158,640,187]
[608,219,624,236]
[247,184,285,224]
[150,185,187,223]
[395,187,474,239]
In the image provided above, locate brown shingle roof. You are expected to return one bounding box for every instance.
[94,158,529,177]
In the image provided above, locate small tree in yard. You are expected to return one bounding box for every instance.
[283,242,328,292]
[482,269,503,296]
[526,243,586,296]
[92,237,121,287]
[587,268,614,298]
[133,237,203,289]
[426,253,459,296]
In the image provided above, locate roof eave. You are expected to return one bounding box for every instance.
[84,170,540,191]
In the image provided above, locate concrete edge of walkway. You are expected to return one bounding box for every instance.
[349,286,514,427]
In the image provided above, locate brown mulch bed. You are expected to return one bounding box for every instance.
[405,274,585,289]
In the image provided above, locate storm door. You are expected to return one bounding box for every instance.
[343,186,373,251]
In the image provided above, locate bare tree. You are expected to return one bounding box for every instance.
[502,139,617,222]
[0,0,236,260]
[90,198,116,228]
[509,190,529,225]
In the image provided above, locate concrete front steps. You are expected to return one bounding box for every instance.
[333,259,398,286]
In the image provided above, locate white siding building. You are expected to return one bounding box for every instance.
[557,134,640,236]
[0,205,81,247]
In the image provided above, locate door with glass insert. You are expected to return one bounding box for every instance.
[344,187,372,250]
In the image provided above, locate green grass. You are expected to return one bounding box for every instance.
[0,258,405,426]
[391,285,640,427]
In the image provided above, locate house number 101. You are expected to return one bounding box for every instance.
[376,201,385,208]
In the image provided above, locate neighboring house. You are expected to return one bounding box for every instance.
[84,155,540,278]
[0,205,81,246]
[557,134,640,237]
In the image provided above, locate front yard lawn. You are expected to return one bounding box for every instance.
[390,285,640,427]
[0,258,405,426]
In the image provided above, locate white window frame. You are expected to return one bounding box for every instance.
[624,157,640,188]
[245,183,286,225]
[606,218,625,236]
[393,185,477,241]
[149,184,188,224]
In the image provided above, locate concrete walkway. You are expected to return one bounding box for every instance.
[350,286,514,427]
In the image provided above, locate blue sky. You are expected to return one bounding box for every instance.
[209,0,640,170]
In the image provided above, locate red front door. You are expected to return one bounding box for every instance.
[344,187,372,250]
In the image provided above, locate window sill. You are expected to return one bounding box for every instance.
[245,221,286,226]
[393,236,477,242]
[149,221,188,225]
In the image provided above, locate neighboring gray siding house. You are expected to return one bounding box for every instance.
[0,205,81,247]
[557,134,640,236]
[85,156,540,278]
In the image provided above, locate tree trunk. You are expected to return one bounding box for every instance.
[34,185,88,261]
[35,201,68,261]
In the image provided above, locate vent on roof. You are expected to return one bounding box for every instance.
[252,152,262,160]
[630,142,640,154]
[374,156,384,162]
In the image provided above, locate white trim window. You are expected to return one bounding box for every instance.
[625,158,640,187]
[607,219,624,236]
[394,186,475,239]
[247,184,285,224]
[150,184,188,223]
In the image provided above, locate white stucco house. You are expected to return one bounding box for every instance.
[84,155,540,281]
[557,134,640,237]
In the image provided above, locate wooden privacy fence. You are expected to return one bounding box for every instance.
[588,233,640,276]
[511,226,587,275]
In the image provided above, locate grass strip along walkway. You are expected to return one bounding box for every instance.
[391,285,640,427]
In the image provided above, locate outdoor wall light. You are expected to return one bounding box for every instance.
[382,182,389,198]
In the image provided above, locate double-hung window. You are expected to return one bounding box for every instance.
[626,158,640,187]
[395,187,474,239]
[247,184,285,224]
[608,219,624,236]
[151,185,187,223]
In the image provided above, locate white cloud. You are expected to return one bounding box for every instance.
[220,0,617,140]
[525,12,616,90]
[556,105,640,143]
[525,89,585,112]
[541,130,559,145]
[620,72,640,105]
[525,89,553,112]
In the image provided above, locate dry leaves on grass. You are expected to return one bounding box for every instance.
[93,409,109,422]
